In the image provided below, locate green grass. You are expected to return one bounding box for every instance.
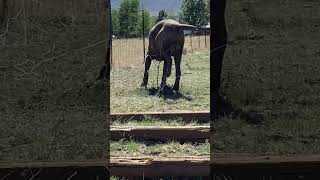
[111,139,210,157]
[111,50,210,113]
[214,0,320,155]
[112,117,209,127]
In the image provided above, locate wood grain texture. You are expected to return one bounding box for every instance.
[111,110,210,123]
[111,126,209,142]
[110,157,210,177]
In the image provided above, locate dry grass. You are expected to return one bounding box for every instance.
[111,50,210,113]
[110,34,210,113]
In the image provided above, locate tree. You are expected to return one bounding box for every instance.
[206,0,210,21]
[118,0,140,37]
[137,8,151,37]
[111,9,120,36]
[179,0,209,27]
[156,9,168,23]
[150,16,157,28]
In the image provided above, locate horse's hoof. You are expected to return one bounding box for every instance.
[166,72,172,78]
[161,85,170,95]
[172,86,179,91]
[141,83,147,88]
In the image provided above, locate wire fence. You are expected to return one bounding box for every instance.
[111,34,210,69]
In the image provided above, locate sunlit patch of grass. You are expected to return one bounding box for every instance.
[111,50,210,113]
[111,139,210,157]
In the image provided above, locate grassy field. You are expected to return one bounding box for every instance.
[0,17,108,160]
[110,118,209,180]
[109,35,210,179]
[111,118,209,157]
[110,118,209,179]
[213,0,320,155]
[111,49,210,113]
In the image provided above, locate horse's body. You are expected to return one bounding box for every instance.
[141,19,196,91]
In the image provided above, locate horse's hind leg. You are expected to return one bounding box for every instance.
[160,53,172,88]
[173,53,182,91]
[141,55,152,87]
[160,60,168,88]
[166,57,173,77]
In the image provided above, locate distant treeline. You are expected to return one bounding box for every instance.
[112,0,209,38]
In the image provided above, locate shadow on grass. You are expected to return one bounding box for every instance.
[143,139,206,146]
[145,85,193,101]
[215,95,263,124]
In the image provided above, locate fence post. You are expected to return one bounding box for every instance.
[204,26,207,48]
[108,0,112,70]
[198,32,200,49]
[142,4,145,64]
[190,34,193,53]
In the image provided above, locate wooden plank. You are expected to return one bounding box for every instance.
[0,160,108,169]
[0,160,108,180]
[110,157,210,177]
[111,110,210,123]
[111,126,210,142]
[212,154,320,176]
[0,157,210,178]
[2,154,320,178]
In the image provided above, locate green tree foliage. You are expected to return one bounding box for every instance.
[137,9,152,37]
[206,0,210,21]
[113,0,153,37]
[118,0,140,37]
[111,10,120,35]
[179,0,209,27]
[149,16,157,29]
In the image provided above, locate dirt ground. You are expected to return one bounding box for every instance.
[213,0,320,155]
[0,17,109,160]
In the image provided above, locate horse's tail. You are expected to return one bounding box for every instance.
[175,24,197,31]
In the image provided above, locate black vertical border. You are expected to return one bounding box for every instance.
[210,0,228,179]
